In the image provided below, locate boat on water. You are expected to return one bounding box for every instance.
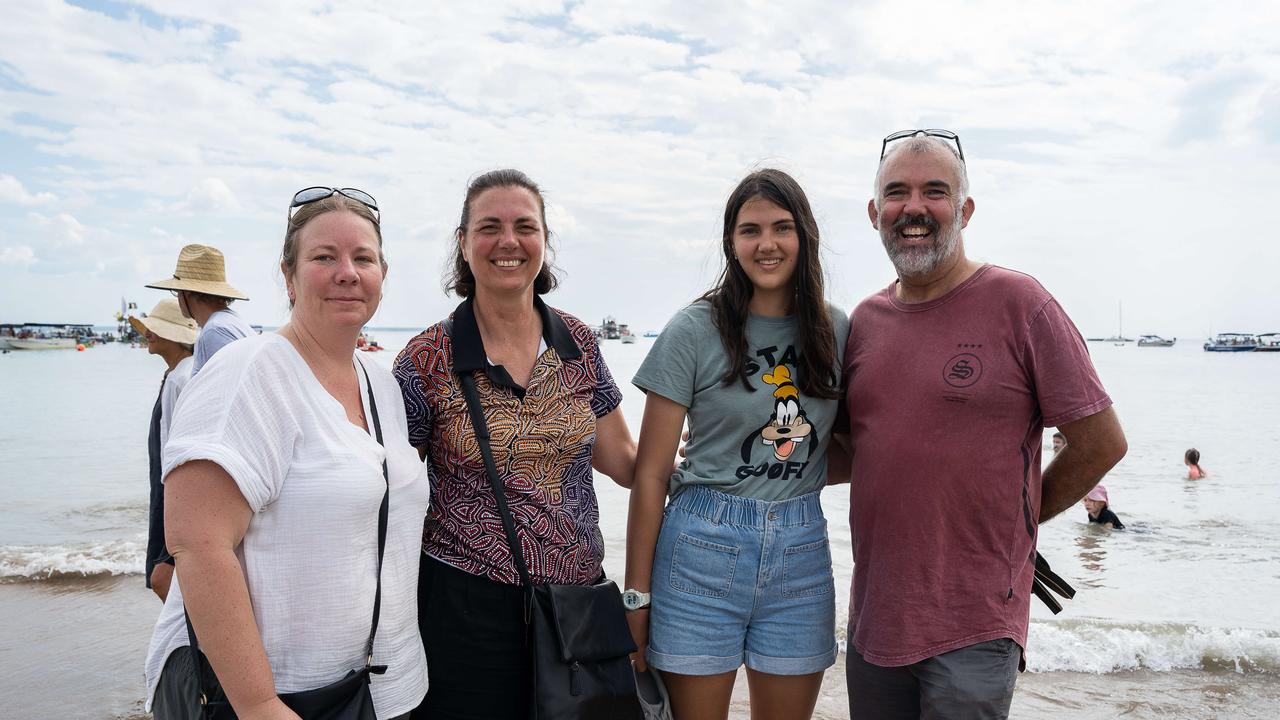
[619,324,636,344]
[1254,333,1280,352]
[1093,301,1133,344]
[1203,333,1257,352]
[600,316,620,340]
[356,330,385,352]
[1,323,95,350]
[643,330,659,338]
[1137,335,1176,347]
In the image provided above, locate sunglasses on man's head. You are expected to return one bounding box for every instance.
[289,187,379,220]
[880,129,964,163]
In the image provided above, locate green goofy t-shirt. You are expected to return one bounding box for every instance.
[633,301,850,501]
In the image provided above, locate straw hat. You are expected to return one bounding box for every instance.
[129,298,199,345]
[146,244,249,300]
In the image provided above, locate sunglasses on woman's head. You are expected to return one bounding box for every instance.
[289,187,380,220]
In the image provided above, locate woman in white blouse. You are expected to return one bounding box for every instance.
[144,188,430,720]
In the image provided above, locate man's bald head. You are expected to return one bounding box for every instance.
[874,136,969,211]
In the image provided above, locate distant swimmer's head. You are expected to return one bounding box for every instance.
[1185,448,1200,465]
[281,187,386,328]
[1052,431,1066,455]
[1083,484,1109,515]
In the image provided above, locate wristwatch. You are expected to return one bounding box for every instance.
[621,588,651,611]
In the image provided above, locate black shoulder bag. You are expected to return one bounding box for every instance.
[458,371,641,720]
[184,361,390,719]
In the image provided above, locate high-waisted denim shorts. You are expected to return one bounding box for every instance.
[647,484,838,676]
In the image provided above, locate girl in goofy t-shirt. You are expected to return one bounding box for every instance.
[625,169,850,719]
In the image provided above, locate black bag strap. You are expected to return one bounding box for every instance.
[457,371,535,592]
[184,357,391,705]
[358,359,391,661]
[1031,550,1075,615]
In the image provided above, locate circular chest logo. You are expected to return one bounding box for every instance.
[943,353,983,388]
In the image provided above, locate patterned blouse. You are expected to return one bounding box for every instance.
[393,297,622,586]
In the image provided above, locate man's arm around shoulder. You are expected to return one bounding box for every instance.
[1039,406,1127,522]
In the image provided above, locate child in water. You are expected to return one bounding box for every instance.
[1185,448,1206,479]
[1083,485,1124,529]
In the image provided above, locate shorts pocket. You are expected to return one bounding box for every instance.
[669,533,739,598]
[782,538,833,599]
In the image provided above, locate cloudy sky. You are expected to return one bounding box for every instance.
[3,1,1279,339]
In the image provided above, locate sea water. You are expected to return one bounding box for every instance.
[2,333,1278,718]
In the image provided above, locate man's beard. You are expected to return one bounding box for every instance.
[880,208,962,277]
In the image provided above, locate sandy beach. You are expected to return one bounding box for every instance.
[727,655,1280,720]
[14,568,1273,720]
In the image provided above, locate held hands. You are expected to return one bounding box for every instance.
[626,608,650,672]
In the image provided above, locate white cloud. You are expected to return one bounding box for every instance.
[0,0,1278,335]
[0,245,37,267]
[175,178,242,213]
[0,175,56,206]
[27,212,87,249]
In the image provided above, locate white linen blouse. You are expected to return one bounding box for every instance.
[143,333,430,717]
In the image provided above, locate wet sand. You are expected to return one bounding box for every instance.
[727,657,1280,719]
[0,575,156,719]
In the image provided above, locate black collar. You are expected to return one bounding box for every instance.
[450,295,581,375]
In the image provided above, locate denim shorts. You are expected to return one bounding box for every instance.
[647,484,838,676]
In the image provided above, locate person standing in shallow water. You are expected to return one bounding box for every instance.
[842,130,1128,719]
[130,298,198,602]
[394,169,637,720]
[626,169,850,720]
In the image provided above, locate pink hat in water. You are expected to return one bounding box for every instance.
[1086,485,1109,503]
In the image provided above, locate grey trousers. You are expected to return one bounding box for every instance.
[845,638,1020,720]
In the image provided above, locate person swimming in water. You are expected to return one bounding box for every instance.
[1051,431,1066,455]
[1083,485,1124,529]
[1185,448,1206,479]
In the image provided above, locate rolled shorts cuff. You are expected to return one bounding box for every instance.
[647,647,743,676]
[746,640,839,675]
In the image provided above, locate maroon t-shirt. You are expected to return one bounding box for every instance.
[843,264,1111,666]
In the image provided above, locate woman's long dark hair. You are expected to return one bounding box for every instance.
[700,169,840,398]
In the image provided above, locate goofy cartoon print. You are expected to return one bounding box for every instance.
[736,365,816,483]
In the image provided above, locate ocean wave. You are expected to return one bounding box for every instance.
[0,540,143,581]
[835,618,1279,674]
[1028,619,1280,674]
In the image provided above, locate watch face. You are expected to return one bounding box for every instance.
[622,590,648,610]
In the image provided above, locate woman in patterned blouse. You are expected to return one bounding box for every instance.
[394,169,637,720]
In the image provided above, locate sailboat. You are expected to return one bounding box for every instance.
[1103,302,1133,345]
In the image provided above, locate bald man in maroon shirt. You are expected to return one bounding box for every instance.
[840,130,1128,720]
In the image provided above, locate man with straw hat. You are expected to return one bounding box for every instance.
[147,243,254,375]
[129,298,199,601]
